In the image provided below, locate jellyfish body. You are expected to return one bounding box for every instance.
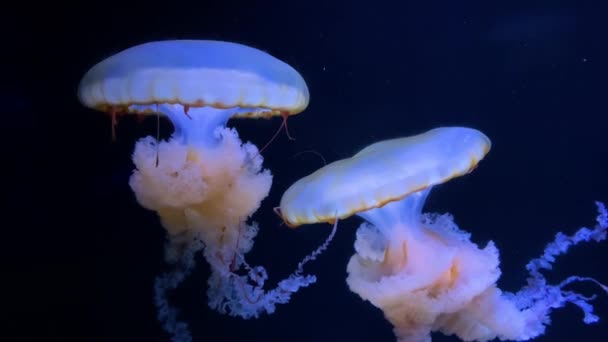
[279,127,607,342]
[79,40,331,342]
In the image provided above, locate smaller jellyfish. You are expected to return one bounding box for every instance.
[78,40,333,342]
[278,126,607,342]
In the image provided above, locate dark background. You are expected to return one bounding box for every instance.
[6,0,607,341]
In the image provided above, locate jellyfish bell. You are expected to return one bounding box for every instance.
[78,40,327,341]
[78,39,309,147]
[279,126,490,228]
[278,126,607,342]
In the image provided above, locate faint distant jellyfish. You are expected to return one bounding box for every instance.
[78,40,334,341]
[278,126,608,342]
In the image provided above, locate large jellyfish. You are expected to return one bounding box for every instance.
[278,126,607,342]
[78,40,335,341]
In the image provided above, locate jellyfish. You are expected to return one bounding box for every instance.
[277,126,607,342]
[78,40,335,342]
